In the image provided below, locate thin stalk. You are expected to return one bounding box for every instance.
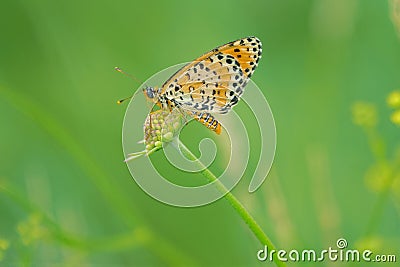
[364,162,399,236]
[177,140,286,267]
[363,126,399,236]
[0,86,197,267]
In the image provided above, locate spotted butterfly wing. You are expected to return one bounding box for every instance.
[160,37,262,134]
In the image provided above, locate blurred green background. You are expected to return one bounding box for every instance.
[1,0,400,266]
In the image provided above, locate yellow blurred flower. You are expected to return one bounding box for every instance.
[351,102,377,128]
[387,90,400,109]
[0,239,8,250]
[0,238,9,261]
[390,110,400,126]
[17,214,48,245]
[355,236,384,252]
[365,163,392,193]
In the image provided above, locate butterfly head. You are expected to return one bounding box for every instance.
[143,86,159,102]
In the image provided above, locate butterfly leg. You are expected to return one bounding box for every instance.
[173,105,190,125]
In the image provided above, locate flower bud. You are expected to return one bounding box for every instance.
[125,109,184,161]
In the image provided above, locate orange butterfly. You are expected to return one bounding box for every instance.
[143,37,262,134]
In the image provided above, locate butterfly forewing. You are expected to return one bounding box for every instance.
[160,37,262,114]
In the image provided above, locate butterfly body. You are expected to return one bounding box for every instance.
[143,37,262,134]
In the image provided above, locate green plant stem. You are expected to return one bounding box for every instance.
[177,140,286,267]
[0,181,136,251]
[0,85,197,267]
[364,162,399,236]
[362,126,399,237]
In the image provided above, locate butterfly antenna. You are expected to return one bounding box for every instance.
[115,66,148,105]
[117,96,133,105]
[115,67,144,85]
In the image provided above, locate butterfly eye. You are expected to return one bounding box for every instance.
[144,86,155,99]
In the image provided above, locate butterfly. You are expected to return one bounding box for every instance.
[143,36,262,134]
